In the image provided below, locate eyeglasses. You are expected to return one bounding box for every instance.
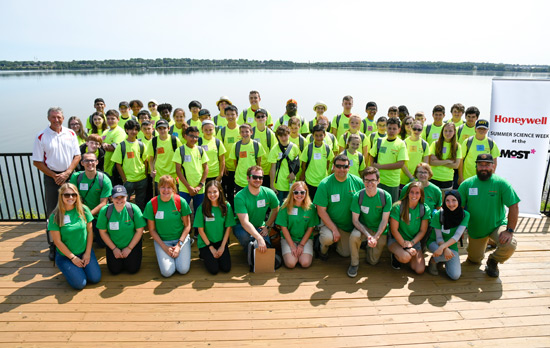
[334,164,349,169]
[82,159,96,164]
[293,190,306,195]
[63,193,78,198]
[363,179,377,183]
[255,115,267,119]
[405,122,413,126]
[69,123,79,127]
[187,135,199,139]
[250,175,264,180]
[148,104,156,107]
[412,128,423,132]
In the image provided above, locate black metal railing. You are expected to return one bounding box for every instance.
[0,153,46,221]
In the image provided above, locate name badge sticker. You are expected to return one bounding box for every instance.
[331,194,340,202]
[109,222,120,230]
[442,147,447,154]
[469,188,478,195]
[79,183,89,191]
[127,151,135,159]
[155,211,165,219]
[349,159,354,166]
[432,133,439,140]
[476,144,485,151]
[367,126,373,131]
[63,214,71,224]
[158,147,165,154]
[239,151,247,158]
[247,117,254,123]
[361,206,369,214]
[277,152,283,160]
[202,145,209,151]
[205,214,215,222]
[290,208,298,216]
[313,153,322,160]
[442,228,451,235]
[257,199,266,208]
[184,155,192,162]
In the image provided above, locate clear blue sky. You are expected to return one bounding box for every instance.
[2,0,549,65]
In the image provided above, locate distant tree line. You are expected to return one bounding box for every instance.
[0,58,548,72]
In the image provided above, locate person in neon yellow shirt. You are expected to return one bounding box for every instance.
[401,121,430,185]
[398,116,414,140]
[157,103,175,127]
[213,96,232,131]
[458,119,500,184]
[449,103,465,128]
[368,117,408,202]
[252,108,277,183]
[300,124,335,198]
[68,116,87,146]
[200,120,226,183]
[147,119,183,189]
[269,125,301,202]
[337,114,369,158]
[118,101,137,128]
[173,126,209,213]
[363,101,378,136]
[388,106,398,119]
[274,99,309,136]
[331,95,355,139]
[457,106,479,144]
[340,133,366,178]
[367,116,387,151]
[217,105,241,206]
[111,120,148,211]
[307,101,328,133]
[422,105,445,145]
[415,111,426,126]
[136,111,157,141]
[129,100,143,119]
[228,123,265,192]
[197,109,212,136]
[85,98,106,132]
[237,90,273,128]
[169,108,188,144]
[90,112,108,137]
[429,122,462,193]
[306,115,338,154]
[147,99,161,125]
[102,110,127,179]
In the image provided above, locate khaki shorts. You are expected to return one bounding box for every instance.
[281,239,314,256]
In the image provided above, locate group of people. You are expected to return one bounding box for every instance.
[31,93,519,290]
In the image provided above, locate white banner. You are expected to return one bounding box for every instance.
[490,79,550,218]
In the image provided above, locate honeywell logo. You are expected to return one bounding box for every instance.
[494,115,548,126]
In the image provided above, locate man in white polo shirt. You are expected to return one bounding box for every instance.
[32,107,81,259]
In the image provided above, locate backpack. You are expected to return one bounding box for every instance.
[369,132,386,147]
[152,135,178,154]
[251,127,273,149]
[179,145,205,177]
[198,137,221,152]
[358,188,387,209]
[400,202,425,219]
[279,115,304,127]
[274,143,299,183]
[119,140,145,165]
[234,140,260,166]
[77,171,104,190]
[151,195,181,215]
[105,202,134,220]
[373,137,384,164]
[343,132,366,145]
[343,149,364,168]
[463,136,495,159]
[305,142,331,169]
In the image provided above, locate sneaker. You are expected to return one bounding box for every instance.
[391,254,401,270]
[485,257,500,277]
[427,256,439,276]
[347,264,359,278]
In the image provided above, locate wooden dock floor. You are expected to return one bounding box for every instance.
[1,217,549,347]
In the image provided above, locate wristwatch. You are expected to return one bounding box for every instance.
[506,228,514,233]
[178,240,184,247]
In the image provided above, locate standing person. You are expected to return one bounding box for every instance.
[276,181,319,269]
[398,105,410,121]
[213,96,233,131]
[449,103,465,128]
[146,119,182,191]
[429,122,462,193]
[228,124,265,192]
[458,154,519,277]
[234,166,280,257]
[337,114,369,157]
[306,115,338,154]
[187,100,202,130]
[193,181,235,275]
[111,120,148,211]
[157,103,174,126]
[118,101,137,128]
[217,105,241,206]
[173,126,209,213]
[238,90,273,128]
[269,125,301,202]
[32,107,81,260]
[97,185,146,274]
[69,152,113,246]
[427,190,469,280]
[363,101,378,136]
[129,100,143,118]
[68,116,88,145]
[101,109,126,181]
[388,182,431,274]
[399,116,414,140]
[252,109,277,187]
[90,112,108,137]
[47,183,101,290]
[308,101,328,132]
[368,117,408,202]
[456,106,479,144]
[300,125,334,198]
[199,120,226,185]
[313,155,363,261]
[85,98,106,132]
[274,99,309,135]
[367,116,387,148]
[288,116,308,152]
[387,106,399,119]
[422,105,446,145]
[400,121,429,187]
[341,133,366,178]
[458,119,499,184]
[148,99,161,124]
[331,95,355,138]
[137,111,157,141]
[77,134,105,172]
[169,108,188,144]
[348,167,392,277]
[415,111,426,126]
[143,175,193,277]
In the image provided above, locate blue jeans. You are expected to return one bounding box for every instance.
[55,248,102,290]
[124,178,148,212]
[179,191,204,213]
[153,237,191,277]
[233,223,271,250]
[428,241,461,280]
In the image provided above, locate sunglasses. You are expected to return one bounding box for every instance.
[334,164,349,169]
[255,115,267,119]
[405,122,413,126]
[293,190,306,195]
[250,175,264,180]
[63,193,78,198]
[412,128,423,132]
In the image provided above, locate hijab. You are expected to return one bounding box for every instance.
[442,190,465,230]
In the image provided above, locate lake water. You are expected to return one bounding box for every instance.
[1,68,548,153]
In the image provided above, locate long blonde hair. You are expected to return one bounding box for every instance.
[398,181,424,224]
[281,181,312,213]
[53,183,86,226]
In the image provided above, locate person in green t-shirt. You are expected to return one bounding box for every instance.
[458,119,500,184]
[237,90,273,128]
[306,115,338,155]
[147,119,183,190]
[102,109,127,179]
[169,108,188,144]
[330,95,354,139]
[401,121,430,185]
[147,99,161,125]
[276,181,319,269]
[456,106,479,145]
[337,114,369,157]
[173,126,209,213]
[200,120,226,184]
[313,154,364,261]
[363,101,378,136]
[427,190,469,280]
[388,182,431,274]
[158,103,175,127]
[348,167,392,277]
[300,124,335,198]
[111,120,148,211]
[217,105,241,207]
[252,108,277,185]
[47,183,101,290]
[457,154,519,278]
[97,185,146,275]
[213,96,232,131]
[421,104,445,145]
[449,103,465,128]
[429,122,462,193]
[234,166,280,256]
[143,175,193,277]
[228,123,265,192]
[269,125,301,203]
[193,181,235,275]
[118,101,137,128]
[340,133,367,178]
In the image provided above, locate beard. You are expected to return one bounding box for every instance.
[477,169,492,181]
